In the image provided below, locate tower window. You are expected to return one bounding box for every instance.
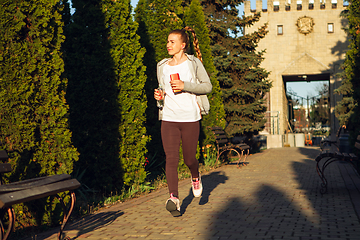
[309,0,314,9]
[297,0,302,10]
[331,0,337,8]
[328,23,334,33]
[274,1,280,11]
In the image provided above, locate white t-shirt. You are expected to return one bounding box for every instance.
[162,60,201,122]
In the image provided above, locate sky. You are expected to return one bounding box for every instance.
[286,81,327,99]
[129,0,326,99]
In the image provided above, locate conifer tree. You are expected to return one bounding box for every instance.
[335,0,360,135]
[137,0,184,62]
[184,0,226,143]
[0,0,78,180]
[135,0,184,110]
[201,0,272,138]
[64,0,148,191]
[135,0,184,172]
[135,0,164,164]
[104,0,149,188]
[0,0,79,226]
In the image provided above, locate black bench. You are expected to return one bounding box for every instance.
[211,127,250,168]
[315,133,359,194]
[0,150,80,240]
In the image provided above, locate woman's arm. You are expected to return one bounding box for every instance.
[183,57,212,95]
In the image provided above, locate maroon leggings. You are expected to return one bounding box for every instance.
[161,121,200,197]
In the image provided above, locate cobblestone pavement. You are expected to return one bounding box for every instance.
[26,147,360,240]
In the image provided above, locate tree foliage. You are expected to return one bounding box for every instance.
[201,0,272,138]
[64,0,148,191]
[335,0,360,135]
[0,0,79,226]
[135,0,184,173]
[0,0,78,181]
[104,0,149,187]
[184,0,226,144]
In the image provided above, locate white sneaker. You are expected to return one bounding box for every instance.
[191,174,203,197]
[165,193,181,217]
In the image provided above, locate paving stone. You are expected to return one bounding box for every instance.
[21,147,360,240]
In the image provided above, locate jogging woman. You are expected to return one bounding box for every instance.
[154,27,212,217]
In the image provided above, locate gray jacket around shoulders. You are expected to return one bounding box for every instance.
[156,54,212,120]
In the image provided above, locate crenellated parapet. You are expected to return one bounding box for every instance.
[244,0,346,13]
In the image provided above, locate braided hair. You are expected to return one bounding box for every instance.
[169,26,203,63]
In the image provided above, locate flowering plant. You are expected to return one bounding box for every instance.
[202,144,217,167]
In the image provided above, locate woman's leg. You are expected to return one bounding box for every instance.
[180,121,200,179]
[161,121,181,197]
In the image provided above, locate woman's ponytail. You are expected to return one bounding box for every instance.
[184,26,203,63]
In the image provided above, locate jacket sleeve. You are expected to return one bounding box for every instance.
[157,58,169,86]
[156,61,163,85]
[183,58,212,95]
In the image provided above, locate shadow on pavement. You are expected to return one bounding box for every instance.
[24,211,124,240]
[67,211,124,239]
[181,171,228,215]
[208,185,319,239]
[207,147,360,239]
[297,147,321,160]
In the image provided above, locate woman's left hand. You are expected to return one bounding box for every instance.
[170,79,184,92]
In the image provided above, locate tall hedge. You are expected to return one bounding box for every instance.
[136,0,184,63]
[104,0,149,187]
[184,0,226,145]
[64,0,148,191]
[0,0,78,181]
[0,0,78,226]
[135,0,184,173]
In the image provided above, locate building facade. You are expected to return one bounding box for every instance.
[244,0,348,138]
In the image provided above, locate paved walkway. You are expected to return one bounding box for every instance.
[26,147,360,240]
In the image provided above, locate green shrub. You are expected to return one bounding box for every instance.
[64,0,149,191]
[0,0,78,228]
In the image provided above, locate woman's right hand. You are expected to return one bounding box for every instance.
[154,88,164,101]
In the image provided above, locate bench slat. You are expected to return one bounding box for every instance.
[315,150,330,162]
[0,179,81,208]
[349,153,358,160]
[236,143,248,147]
[213,132,227,136]
[334,151,343,158]
[213,130,225,135]
[215,135,228,140]
[237,144,250,150]
[0,151,8,162]
[217,139,229,144]
[0,174,71,193]
[0,163,12,174]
